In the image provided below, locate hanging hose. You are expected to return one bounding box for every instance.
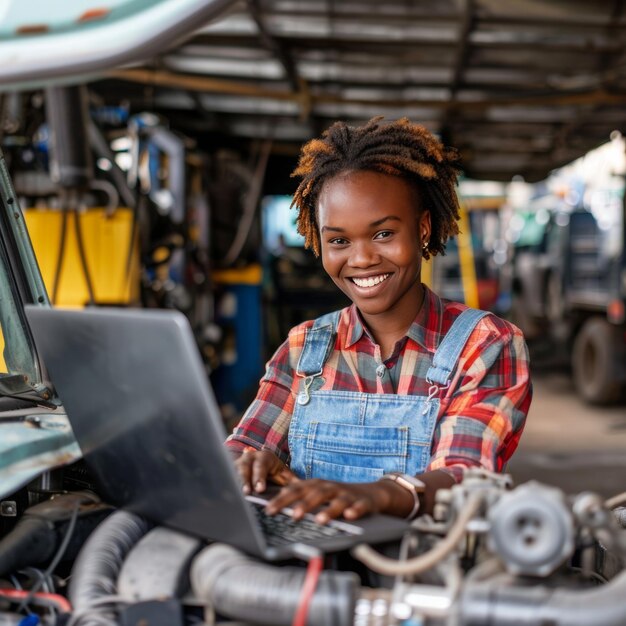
[222,138,273,267]
[605,492,626,510]
[89,179,120,217]
[51,207,68,305]
[68,510,152,626]
[87,120,137,210]
[88,119,140,287]
[73,206,96,306]
[191,543,359,626]
[352,493,484,577]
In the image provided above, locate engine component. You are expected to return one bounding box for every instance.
[460,569,626,626]
[191,542,359,626]
[69,510,152,625]
[14,473,620,626]
[45,85,93,190]
[487,481,574,576]
[352,492,484,577]
[117,526,201,601]
[119,599,184,626]
[0,492,111,578]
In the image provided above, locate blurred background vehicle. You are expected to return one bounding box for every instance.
[505,137,626,405]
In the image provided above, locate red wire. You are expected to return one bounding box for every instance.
[292,555,324,626]
[0,588,72,613]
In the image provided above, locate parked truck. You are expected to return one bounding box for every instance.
[510,189,626,404]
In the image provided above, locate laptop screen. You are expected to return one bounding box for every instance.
[25,305,270,555]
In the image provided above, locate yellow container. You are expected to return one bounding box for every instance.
[212,264,262,286]
[24,207,140,307]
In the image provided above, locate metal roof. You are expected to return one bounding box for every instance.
[96,0,626,181]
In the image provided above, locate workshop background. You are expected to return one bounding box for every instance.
[1,0,625,497]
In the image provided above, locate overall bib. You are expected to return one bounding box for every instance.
[288,308,489,482]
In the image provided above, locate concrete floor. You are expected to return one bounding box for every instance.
[508,365,626,499]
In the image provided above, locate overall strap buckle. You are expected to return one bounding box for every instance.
[295,311,340,406]
[297,372,322,406]
[423,380,450,414]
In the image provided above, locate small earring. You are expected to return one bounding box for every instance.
[422,240,429,250]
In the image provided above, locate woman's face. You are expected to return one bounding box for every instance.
[317,170,431,320]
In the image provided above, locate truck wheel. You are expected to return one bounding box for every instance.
[572,317,621,405]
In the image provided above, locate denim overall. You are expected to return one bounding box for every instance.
[287,308,489,482]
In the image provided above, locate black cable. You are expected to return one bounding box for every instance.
[18,568,55,620]
[73,208,96,306]
[20,566,55,593]
[88,119,140,303]
[51,207,68,305]
[124,193,145,292]
[17,501,80,614]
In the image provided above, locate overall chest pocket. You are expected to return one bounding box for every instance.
[305,422,408,482]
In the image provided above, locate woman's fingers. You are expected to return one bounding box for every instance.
[341,497,373,520]
[265,480,327,515]
[234,452,254,494]
[315,488,379,522]
[266,480,378,522]
[290,482,340,519]
[314,492,360,524]
[236,464,384,522]
[251,453,272,492]
[273,465,299,486]
[235,449,283,494]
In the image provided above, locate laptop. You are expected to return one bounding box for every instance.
[25,306,409,560]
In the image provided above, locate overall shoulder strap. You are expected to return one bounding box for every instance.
[295,310,341,377]
[426,308,490,386]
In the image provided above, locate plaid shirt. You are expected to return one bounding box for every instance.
[226,286,532,482]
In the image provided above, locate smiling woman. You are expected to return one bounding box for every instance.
[226,117,532,524]
[317,171,428,353]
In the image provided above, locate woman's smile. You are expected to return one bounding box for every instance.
[350,272,391,289]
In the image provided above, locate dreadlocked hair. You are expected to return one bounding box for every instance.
[291,116,462,258]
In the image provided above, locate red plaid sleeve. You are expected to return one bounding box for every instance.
[426,315,532,482]
[225,322,312,463]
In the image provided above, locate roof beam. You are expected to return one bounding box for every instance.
[250,7,626,31]
[246,0,312,118]
[247,0,299,91]
[190,32,623,54]
[108,68,626,110]
[549,0,625,162]
[450,0,474,99]
[441,0,475,136]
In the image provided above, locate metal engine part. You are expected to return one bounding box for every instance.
[487,481,575,577]
[191,542,359,626]
[117,526,202,601]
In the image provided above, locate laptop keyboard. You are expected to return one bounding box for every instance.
[251,502,358,547]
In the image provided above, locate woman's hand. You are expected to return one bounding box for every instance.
[234,449,298,494]
[265,478,415,523]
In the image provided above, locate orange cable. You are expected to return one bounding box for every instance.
[0,588,72,613]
